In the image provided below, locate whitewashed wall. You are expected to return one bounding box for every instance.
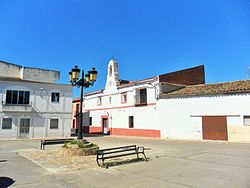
[84,81,160,130]
[158,94,250,141]
[0,80,72,139]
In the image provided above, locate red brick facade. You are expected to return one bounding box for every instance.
[159,65,205,85]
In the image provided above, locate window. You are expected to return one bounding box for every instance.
[244,116,250,126]
[2,118,12,129]
[50,119,59,129]
[97,97,102,106]
[121,92,127,104]
[109,97,112,104]
[6,90,30,105]
[89,117,92,125]
[51,92,60,102]
[76,104,80,113]
[135,88,147,105]
[129,116,134,128]
[73,119,76,129]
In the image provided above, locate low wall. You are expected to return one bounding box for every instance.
[228,126,250,142]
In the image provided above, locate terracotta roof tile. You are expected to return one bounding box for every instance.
[160,80,250,98]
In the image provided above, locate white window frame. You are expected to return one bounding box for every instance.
[244,116,250,126]
[121,92,127,104]
[97,97,102,106]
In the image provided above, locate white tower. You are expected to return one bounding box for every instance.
[104,59,119,94]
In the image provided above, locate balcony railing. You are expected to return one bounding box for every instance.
[134,94,147,106]
[1,101,32,112]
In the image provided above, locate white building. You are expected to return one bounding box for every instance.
[158,80,250,142]
[79,59,250,142]
[0,61,72,139]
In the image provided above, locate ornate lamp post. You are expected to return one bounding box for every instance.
[69,65,98,139]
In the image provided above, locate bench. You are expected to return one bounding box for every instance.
[40,138,74,150]
[96,145,147,167]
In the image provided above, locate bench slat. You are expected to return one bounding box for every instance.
[42,141,67,145]
[97,148,136,155]
[41,138,74,142]
[41,138,74,150]
[98,145,136,152]
[102,152,139,160]
[42,140,70,143]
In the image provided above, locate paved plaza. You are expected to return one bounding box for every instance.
[0,137,250,188]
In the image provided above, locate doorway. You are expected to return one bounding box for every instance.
[19,118,30,138]
[102,117,108,135]
[202,116,228,141]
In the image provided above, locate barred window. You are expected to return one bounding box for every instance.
[2,118,12,129]
[50,119,59,129]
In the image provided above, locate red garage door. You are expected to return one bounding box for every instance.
[202,116,228,141]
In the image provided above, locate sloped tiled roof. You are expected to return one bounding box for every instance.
[160,80,250,98]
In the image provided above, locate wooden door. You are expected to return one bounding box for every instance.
[202,116,228,141]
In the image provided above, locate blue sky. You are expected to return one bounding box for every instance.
[0,0,249,97]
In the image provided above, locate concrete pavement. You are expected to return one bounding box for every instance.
[0,137,250,187]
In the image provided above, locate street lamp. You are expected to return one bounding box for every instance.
[69,65,98,139]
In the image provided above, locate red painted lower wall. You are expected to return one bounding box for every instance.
[88,126,160,138]
[111,128,160,138]
[89,126,102,133]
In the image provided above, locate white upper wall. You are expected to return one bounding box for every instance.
[0,80,72,114]
[84,81,159,110]
[0,61,59,83]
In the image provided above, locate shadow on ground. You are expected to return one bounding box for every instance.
[102,158,148,169]
[0,160,7,163]
[0,177,15,187]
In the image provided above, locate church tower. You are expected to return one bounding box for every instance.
[104,59,119,94]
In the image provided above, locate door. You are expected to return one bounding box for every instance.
[202,116,228,141]
[102,118,108,134]
[19,118,30,138]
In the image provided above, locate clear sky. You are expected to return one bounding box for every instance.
[0,0,250,98]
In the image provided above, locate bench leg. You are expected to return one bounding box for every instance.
[96,155,101,166]
[142,152,147,161]
[102,159,105,167]
[96,159,101,166]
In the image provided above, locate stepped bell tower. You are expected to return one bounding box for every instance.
[104,59,119,94]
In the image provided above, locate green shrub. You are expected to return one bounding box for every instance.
[63,139,98,149]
